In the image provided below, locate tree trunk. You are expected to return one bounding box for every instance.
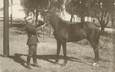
[100,25,105,33]
[80,16,85,28]
[70,14,74,22]
[10,0,13,25]
[35,9,38,25]
[81,16,84,22]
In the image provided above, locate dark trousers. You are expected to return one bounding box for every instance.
[27,44,37,65]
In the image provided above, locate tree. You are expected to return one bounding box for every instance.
[97,10,110,32]
[10,0,13,25]
[92,0,113,32]
[21,0,50,25]
[66,0,114,32]
[66,0,89,22]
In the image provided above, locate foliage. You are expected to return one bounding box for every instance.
[93,0,114,32]
[66,0,114,31]
[66,0,114,17]
[20,0,64,15]
[21,0,50,12]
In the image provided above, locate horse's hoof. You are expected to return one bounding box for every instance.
[92,62,99,67]
[54,60,58,63]
[26,65,32,69]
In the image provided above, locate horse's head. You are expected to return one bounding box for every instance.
[41,9,58,25]
[40,9,63,31]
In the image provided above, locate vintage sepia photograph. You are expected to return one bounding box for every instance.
[0,0,114,72]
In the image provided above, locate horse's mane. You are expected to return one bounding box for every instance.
[48,12,67,25]
[49,12,62,21]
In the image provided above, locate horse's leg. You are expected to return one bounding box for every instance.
[55,40,61,62]
[92,43,99,62]
[89,29,100,66]
[62,41,67,65]
[90,41,99,66]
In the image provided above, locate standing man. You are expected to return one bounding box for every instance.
[24,12,45,68]
[25,23,39,68]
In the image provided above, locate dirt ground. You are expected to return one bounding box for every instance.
[0,21,113,72]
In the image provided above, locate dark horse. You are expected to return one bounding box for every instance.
[43,11,100,65]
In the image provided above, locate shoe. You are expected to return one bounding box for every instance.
[26,65,32,69]
[55,59,59,63]
[33,63,39,67]
[26,62,32,69]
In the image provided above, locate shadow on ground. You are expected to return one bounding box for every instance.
[82,56,110,63]
[0,53,87,68]
[1,53,107,68]
[8,54,29,68]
